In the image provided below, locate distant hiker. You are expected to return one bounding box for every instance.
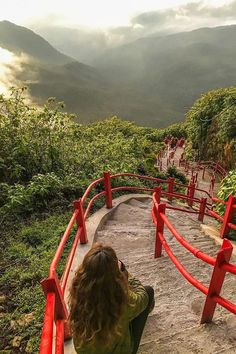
[179,137,185,147]
[170,137,176,149]
[164,136,169,145]
[69,243,154,354]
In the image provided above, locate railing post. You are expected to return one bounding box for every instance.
[200,239,233,323]
[103,171,113,209]
[39,292,55,354]
[154,187,161,203]
[155,203,166,258]
[40,274,72,353]
[187,182,195,207]
[56,320,65,354]
[41,274,68,321]
[202,166,206,180]
[74,199,88,244]
[167,177,175,202]
[220,194,236,239]
[209,176,215,195]
[198,197,207,222]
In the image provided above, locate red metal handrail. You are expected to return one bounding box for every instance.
[166,205,199,215]
[81,177,104,205]
[159,211,216,266]
[49,210,78,278]
[197,160,226,177]
[40,170,236,353]
[212,197,227,205]
[152,197,236,323]
[158,230,208,295]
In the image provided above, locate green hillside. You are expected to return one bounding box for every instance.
[0,85,235,353]
[0,21,72,65]
[0,21,114,121]
[185,86,236,169]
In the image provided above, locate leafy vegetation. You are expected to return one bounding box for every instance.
[215,170,236,239]
[0,213,75,353]
[215,170,236,215]
[3,85,235,353]
[0,88,170,223]
[0,88,188,353]
[166,166,187,185]
[185,87,236,168]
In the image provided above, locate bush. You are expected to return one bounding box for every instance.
[215,170,236,239]
[167,166,188,185]
[215,170,236,215]
[0,212,75,352]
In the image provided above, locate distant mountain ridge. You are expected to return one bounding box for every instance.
[0,20,73,64]
[93,25,236,125]
[0,20,112,122]
[0,21,235,127]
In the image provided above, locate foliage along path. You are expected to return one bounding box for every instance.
[65,156,236,353]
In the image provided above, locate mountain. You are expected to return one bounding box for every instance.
[93,25,236,126]
[0,22,235,127]
[0,21,113,121]
[0,21,73,65]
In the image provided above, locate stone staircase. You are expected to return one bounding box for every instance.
[157,146,220,198]
[93,197,236,354]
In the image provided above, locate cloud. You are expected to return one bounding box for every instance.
[0,47,33,97]
[104,0,236,47]
[131,9,176,28]
[29,1,236,64]
[131,0,236,31]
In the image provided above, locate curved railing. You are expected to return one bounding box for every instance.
[152,188,236,323]
[39,171,236,354]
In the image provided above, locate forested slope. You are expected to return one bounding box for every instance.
[0,86,235,353]
[185,87,236,169]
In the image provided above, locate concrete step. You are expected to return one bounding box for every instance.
[95,197,236,354]
[65,195,236,354]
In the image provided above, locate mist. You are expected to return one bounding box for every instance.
[0,47,37,107]
[29,0,236,64]
[0,47,20,94]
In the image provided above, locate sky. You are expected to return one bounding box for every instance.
[0,0,235,30]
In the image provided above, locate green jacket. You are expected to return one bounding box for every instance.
[73,274,148,354]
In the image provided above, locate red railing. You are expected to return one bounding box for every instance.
[152,188,236,323]
[39,171,236,353]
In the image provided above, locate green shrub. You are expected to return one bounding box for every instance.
[167,166,188,185]
[215,170,236,216]
[215,170,236,239]
[0,212,75,352]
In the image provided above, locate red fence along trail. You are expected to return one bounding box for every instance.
[39,170,236,354]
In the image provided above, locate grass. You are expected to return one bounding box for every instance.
[0,212,76,353]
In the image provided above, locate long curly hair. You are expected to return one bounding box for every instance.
[69,243,129,346]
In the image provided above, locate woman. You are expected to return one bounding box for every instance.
[69,243,154,354]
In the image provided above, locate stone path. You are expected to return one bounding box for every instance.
[94,197,236,354]
[64,158,232,354]
[156,146,220,198]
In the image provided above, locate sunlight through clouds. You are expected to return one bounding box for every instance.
[0,48,15,94]
[0,48,30,95]
[0,0,233,29]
